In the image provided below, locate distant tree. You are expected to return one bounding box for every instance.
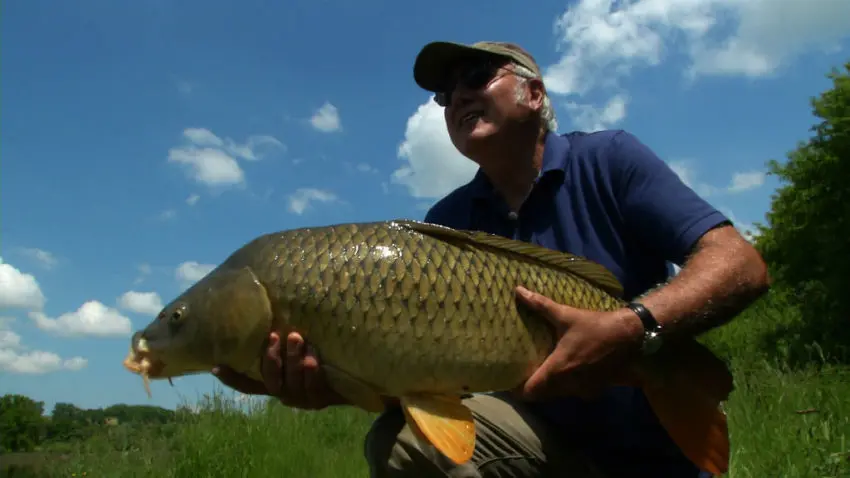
[754,60,850,364]
[47,402,91,442]
[0,394,46,452]
[102,403,175,424]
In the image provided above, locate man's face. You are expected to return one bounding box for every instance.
[438,56,541,158]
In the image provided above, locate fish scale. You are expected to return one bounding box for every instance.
[123,219,735,474]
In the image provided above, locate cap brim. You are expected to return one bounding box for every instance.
[413,41,506,92]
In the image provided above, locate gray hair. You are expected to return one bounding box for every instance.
[512,63,558,133]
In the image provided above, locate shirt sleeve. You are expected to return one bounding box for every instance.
[608,130,730,265]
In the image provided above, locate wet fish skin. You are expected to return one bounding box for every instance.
[124,219,733,474]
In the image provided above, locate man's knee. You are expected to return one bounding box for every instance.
[361,394,571,478]
[363,408,405,474]
[363,407,453,477]
[364,408,476,478]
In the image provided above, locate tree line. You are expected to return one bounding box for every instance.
[0,394,185,453]
[750,61,849,366]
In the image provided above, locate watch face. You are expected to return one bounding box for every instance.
[642,331,663,355]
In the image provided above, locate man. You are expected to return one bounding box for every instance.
[213,41,769,477]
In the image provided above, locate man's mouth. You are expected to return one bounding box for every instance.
[122,336,167,398]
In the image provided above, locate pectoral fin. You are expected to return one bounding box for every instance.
[322,365,386,413]
[400,393,476,465]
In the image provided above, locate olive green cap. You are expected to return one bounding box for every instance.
[413,41,542,92]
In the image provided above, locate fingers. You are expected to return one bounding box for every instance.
[256,330,343,410]
[515,285,551,310]
[283,332,308,404]
[519,351,561,401]
[519,362,597,402]
[300,344,325,403]
[262,332,285,396]
[515,286,575,330]
[211,365,268,395]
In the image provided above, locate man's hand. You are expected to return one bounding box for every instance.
[212,331,348,410]
[513,285,645,401]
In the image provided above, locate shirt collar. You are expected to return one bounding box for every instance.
[468,131,572,199]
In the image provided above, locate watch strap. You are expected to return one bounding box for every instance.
[626,302,663,354]
[626,302,659,332]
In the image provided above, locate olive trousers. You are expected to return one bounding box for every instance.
[363,392,607,478]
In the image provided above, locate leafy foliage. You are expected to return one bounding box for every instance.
[0,395,46,453]
[0,395,175,454]
[754,61,850,366]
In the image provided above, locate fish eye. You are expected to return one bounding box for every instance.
[170,304,188,322]
[169,303,188,323]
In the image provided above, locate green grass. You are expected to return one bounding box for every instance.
[12,394,378,478]
[6,298,849,478]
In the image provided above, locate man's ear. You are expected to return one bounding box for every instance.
[527,78,547,111]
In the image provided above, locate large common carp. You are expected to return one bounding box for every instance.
[123,220,733,474]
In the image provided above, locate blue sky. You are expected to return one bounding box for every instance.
[2,0,849,413]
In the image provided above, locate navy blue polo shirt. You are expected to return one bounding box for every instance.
[424,129,728,477]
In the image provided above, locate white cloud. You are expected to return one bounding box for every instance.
[0,312,87,374]
[186,194,200,206]
[543,0,850,127]
[29,301,132,337]
[19,248,57,270]
[0,328,21,349]
[687,0,850,78]
[117,291,163,316]
[0,349,88,374]
[667,160,719,197]
[183,127,224,147]
[391,99,478,199]
[356,163,376,174]
[287,188,339,215]
[546,0,850,92]
[133,263,152,285]
[565,94,629,132]
[168,146,246,186]
[167,128,284,187]
[720,208,761,243]
[0,259,46,311]
[176,261,216,288]
[667,160,765,197]
[310,102,342,133]
[225,135,285,161]
[62,357,88,370]
[727,171,765,193]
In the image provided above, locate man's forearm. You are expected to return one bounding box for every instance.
[635,224,771,340]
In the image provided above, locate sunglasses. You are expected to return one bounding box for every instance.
[433,59,514,107]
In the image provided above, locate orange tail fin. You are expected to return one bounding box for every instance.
[638,339,735,476]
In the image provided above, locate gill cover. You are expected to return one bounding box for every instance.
[190,266,274,369]
[143,265,274,377]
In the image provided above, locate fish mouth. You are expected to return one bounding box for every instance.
[122,335,168,398]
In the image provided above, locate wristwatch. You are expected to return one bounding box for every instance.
[626,302,664,355]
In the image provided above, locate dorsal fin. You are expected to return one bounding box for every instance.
[391,220,624,298]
